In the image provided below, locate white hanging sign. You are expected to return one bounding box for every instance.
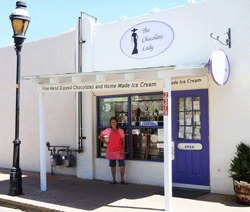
[120,21,174,59]
[210,49,230,85]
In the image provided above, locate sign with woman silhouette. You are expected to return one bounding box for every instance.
[131,28,138,54]
[120,21,174,59]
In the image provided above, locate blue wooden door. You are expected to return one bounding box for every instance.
[172,89,209,186]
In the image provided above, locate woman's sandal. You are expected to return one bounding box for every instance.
[121,181,128,185]
[111,181,116,184]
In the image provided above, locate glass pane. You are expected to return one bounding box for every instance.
[193,97,201,110]
[185,127,193,140]
[178,126,185,140]
[123,128,129,158]
[193,111,201,125]
[185,97,192,111]
[99,129,108,157]
[178,98,184,111]
[131,129,146,159]
[99,97,128,127]
[131,94,163,127]
[22,20,29,36]
[194,126,201,140]
[131,128,163,161]
[178,112,184,125]
[12,19,23,35]
[185,112,192,125]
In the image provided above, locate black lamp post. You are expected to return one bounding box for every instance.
[9,0,31,196]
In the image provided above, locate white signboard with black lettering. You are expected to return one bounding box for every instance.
[178,143,203,151]
[120,21,174,59]
[171,76,208,91]
[39,79,164,92]
[39,76,208,93]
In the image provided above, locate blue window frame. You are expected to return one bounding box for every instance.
[97,92,164,161]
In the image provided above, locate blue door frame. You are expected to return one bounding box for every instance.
[172,89,209,186]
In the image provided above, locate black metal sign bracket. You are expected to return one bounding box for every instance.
[210,28,231,48]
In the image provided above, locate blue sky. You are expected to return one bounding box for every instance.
[1,0,203,48]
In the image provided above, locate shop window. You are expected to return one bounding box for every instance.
[97,93,164,161]
[177,96,201,140]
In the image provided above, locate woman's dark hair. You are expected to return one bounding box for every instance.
[110,117,119,128]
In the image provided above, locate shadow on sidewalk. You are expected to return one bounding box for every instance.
[0,168,165,211]
[155,187,210,199]
[1,168,248,211]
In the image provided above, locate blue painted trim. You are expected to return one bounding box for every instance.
[96,97,100,158]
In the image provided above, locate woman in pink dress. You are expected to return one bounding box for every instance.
[98,117,128,184]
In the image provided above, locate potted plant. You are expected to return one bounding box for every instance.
[229,142,250,205]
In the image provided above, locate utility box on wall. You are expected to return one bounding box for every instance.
[51,154,63,166]
[62,154,76,167]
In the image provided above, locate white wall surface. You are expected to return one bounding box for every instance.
[0,31,77,175]
[76,91,94,179]
[93,1,208,72]
[207,0,250,195]
[95,158,164,186]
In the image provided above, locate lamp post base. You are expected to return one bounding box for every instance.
[9,167,23,196]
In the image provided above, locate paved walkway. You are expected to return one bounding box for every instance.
[0,168,249,212]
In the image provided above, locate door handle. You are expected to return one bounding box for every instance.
[172,139,175,160]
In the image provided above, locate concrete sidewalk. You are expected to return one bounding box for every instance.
[0,168,249,212]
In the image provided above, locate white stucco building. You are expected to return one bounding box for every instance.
[1,0,250,196]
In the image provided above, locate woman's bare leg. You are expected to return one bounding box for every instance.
[120,166,127,184]
[111,167,116,183]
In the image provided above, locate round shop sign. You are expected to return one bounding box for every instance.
[103,103,111,112]
[210,49,230,85]
[120,21,174,59]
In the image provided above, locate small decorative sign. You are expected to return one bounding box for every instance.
[132,129,140,135]
[120,21,174,59]
[193,101,200,110]
[103,103,111,112]
[140,121,157,126]
[178,143,202,151]
[210,49,230,85]
[151,134,158,143]
[157,143,164,148]
[163,92,168,116]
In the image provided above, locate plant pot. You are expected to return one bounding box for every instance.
[233,179,250,206]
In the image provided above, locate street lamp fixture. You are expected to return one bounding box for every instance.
[9,0,31,196]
